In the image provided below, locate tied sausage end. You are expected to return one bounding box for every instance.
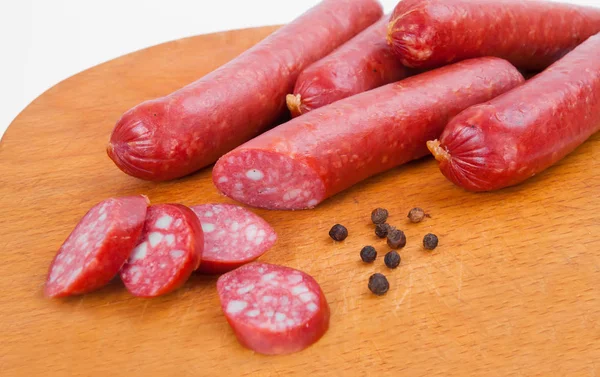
[387,2,442,68]
[286,94,304,118]
[427,139,450,163]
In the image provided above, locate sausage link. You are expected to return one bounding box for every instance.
[428,33,600,192]
[387,0,600,70]
[107,0,383,181]
[212,57,524,210]
[286,15,410,118]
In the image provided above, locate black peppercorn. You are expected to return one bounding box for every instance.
[423,233,438,250]
[387,229,406,249]
[407,207,429,223]
[360,246,377,263]
[384,250,401,269]
[375,223,390,238]
[371,208,389,224]
[368,273,389,296]
[329,224,348,241]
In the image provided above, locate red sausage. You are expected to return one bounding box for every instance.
[107,0,383,181]
[120,204,204,297]
[212,57,524,210]
[45,196,148,298]
[217,262,330,355]
[286,15,410,118]
[190,204,277,274]
[387,0,600,70]
[427,33,600,192]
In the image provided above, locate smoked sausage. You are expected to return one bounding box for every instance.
[217,262,330,355]
[107,0,383,181]
[387,0,600,70]
[190,204,277,274]
[212,57,524,210]
[286,15,410,118]
[120,204,204,297]
[45,196,148,298]
[427,33,600,192]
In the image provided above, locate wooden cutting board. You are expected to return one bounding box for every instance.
[1,26,599,377]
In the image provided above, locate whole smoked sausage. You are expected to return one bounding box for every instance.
[286,15,410,117]
[387,0,600,70]
[108,0,383,181]
[427,33,600,192]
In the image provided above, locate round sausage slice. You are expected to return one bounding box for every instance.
[120,204,204,297]
[190,204,277,274]
[45,195,149,298]
[217,262,330,355]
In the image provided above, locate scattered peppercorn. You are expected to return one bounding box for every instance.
[371,208,389,224]
[375,223,390,238]
[329,224,348,241]
[368,273,389,296]
[423,233,439,250]
[407,207,429,223]
[360,246,377,263]
[387,229,406,249]
[384,250,401,269]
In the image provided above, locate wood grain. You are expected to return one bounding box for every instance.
[1,26,599,377]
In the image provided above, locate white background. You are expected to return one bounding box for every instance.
[0,0,597,138]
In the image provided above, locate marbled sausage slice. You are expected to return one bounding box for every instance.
[217,262,330,355]
[120,204,204,297]
[45,195,149,298]
[190,204,277,274]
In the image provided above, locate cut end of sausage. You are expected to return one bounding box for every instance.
[426,139,451,163]
[190,204,277,274]
[286,94,304,118]
[212,149,326,210]
[217,262,330,355]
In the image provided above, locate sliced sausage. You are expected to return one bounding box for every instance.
[387,0,600,70]
[45,195,149,298]
[286,15,410,118]
[107,0,383,181]
[427,33,600,192]
[120,204,204,297]
[190,204,277,274]
[217,262,330,355]
[212,57,524,210]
